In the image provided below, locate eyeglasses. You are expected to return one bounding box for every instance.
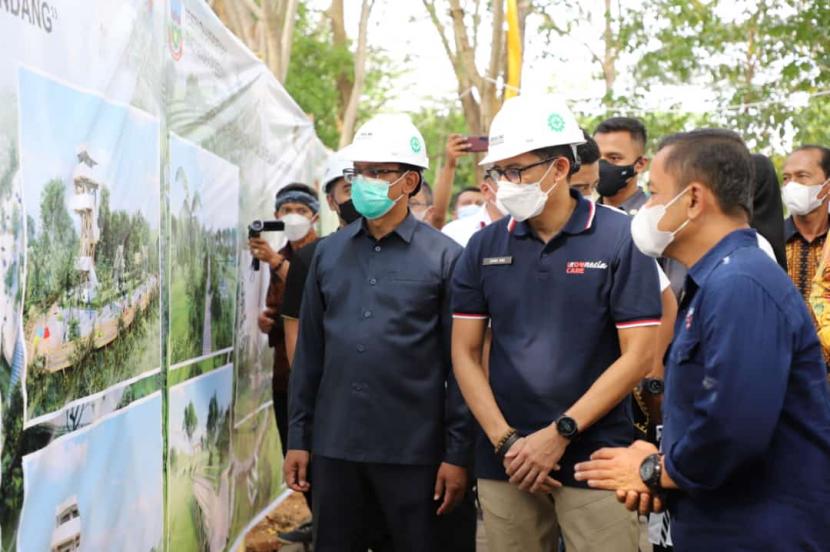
[343,167,404,184]
[484,157,558,184]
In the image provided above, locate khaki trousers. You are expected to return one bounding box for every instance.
[478,479,640,552]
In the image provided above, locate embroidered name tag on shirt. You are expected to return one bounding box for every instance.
[483,256,513,266]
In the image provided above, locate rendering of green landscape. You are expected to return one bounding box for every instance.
[24,181,161,419]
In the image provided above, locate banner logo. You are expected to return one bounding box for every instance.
[168,0,183,60]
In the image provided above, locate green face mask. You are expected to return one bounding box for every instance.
[351,172,408,220]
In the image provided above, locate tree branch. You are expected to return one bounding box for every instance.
[279,0,299,82]
[422,0,458,67]
[339,0,375,147]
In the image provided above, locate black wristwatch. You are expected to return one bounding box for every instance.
[639,453,663,492]
[555,415,579,439]
[642,378,665,396]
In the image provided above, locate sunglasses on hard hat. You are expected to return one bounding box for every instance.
[484,156,559,184]
[343,167,406,183]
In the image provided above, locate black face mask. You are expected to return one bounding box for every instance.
[336,199,362,225]
[597,159,638,197]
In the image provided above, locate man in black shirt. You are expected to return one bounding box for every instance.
[280,153,358,362]
[285,114,472,551]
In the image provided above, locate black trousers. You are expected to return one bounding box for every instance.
[312,456,445,552]
[436,482,476,552]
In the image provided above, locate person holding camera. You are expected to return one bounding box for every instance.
[248,183,319,453]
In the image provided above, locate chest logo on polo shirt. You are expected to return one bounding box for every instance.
[566,261,608,274]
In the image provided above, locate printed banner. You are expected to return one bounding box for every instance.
[0,1,327,549]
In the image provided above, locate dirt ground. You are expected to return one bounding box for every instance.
[243,490,491,551]
[244,492,311,552]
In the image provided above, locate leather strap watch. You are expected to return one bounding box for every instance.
[639,453,663,492]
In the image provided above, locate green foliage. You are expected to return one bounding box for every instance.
[183,400,198,446]
[632,0,830,151]
[206,393,219,446]
[415,105,473,189]
[284,5,353,148]
[26,288,161,419]
[25,179,78,311]
[284,4,395,149]
[0,384,24,544]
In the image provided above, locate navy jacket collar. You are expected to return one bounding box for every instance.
[688,228,757,287]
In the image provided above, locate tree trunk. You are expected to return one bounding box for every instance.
[480,0,504,132]
[279,0,299,82]
[339,0,374,148]
[328,0,354,133]
[602,0,617,96]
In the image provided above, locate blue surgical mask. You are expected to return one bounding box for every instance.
[457,203,480,219]
[351,173,408,220]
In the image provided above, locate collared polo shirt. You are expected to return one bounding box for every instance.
[451,189,662,486]
[288,213,473,466]
[663,229,830,549]
[600,186,648,216]
[442,204,493,247]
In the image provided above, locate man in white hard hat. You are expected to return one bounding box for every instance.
[284,114,473,551]
[451,94,662,551]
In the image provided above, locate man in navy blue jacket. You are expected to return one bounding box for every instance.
[575,129,830,550]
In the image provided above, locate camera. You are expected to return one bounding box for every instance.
[248,220,284,271]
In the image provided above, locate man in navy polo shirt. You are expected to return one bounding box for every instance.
[451,94,662,552]
[574,129,830,550]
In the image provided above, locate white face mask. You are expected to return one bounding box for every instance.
[281,213,313,242]
[457,203,480,219]
[630,187,690,258]
[782,181,826,216]
[495,162,557,222]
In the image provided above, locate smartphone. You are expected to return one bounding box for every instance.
[465,135,489,152]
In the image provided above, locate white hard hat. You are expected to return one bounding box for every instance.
[480,94,585,166]
[342,113,429,169]
[322,151,353,193]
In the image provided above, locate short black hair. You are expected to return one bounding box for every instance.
[576,129,601,165]
[594,117,647,150]
[794,145,830,179]
[530,144,580,176]
[324,176,345,195]
[278,182,316,198]
[657,128,752,217]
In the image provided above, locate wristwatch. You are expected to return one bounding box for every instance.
[555,415,579,439]
[642,378,665,396]
[639,453,663,492]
